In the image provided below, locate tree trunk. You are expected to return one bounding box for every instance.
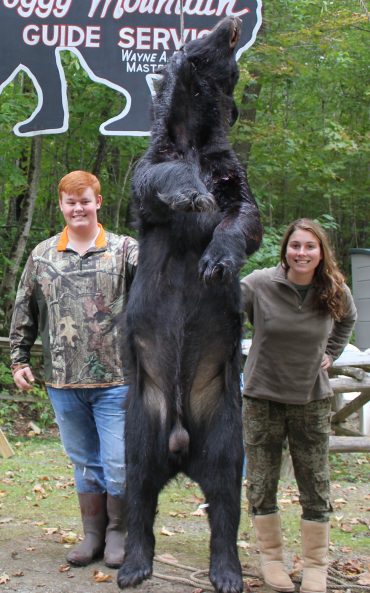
[114,156,134,232]
[234,75,262,168]
[0,136,42,331]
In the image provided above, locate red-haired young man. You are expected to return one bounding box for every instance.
[10,170,138,569]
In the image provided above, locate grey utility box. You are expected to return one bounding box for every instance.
[350,248,370,350]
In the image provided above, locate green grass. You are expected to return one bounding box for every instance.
[1,438,369,560]
[329,451,370,483]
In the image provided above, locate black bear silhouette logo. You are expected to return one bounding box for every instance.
[0,0,262,136]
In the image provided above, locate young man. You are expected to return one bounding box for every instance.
[10,170,138,569]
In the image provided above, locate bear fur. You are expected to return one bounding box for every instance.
[118,17,263,593]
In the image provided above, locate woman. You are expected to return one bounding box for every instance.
[241,219,357,593]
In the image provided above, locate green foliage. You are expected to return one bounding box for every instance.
[233,0,369,275]
[241,224,283,276]
[0,355,55,429]
[0,361,13,385]
[0,0,369,332]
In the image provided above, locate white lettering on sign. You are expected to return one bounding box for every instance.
[3,0,73,18]
[121,48,169,72]
[22,24,101,46]
[119,26,210,50]
[89,0,250,18]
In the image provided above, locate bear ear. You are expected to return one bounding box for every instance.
[229,100,239,127]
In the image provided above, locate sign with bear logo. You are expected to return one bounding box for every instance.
[0,0,262,137]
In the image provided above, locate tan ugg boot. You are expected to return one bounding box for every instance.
[67,493,107,566]
[300,519,329,593]
[104,494,127,568]
[253,513,295,592]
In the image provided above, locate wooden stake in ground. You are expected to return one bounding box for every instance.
[0,428,14,458]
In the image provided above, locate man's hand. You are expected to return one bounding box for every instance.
[13,366,35,391]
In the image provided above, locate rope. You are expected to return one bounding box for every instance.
[327,566,370,591]
[152,557,370,591]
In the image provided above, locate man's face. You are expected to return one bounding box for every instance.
[59,187,102,234]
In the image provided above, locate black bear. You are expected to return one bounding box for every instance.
[118,16,263,593]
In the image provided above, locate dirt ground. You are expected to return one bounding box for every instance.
[0,419,368,593]
[0,517,269,593]
[1,482,369,593]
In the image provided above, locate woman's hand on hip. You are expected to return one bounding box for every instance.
[321,354,332,371]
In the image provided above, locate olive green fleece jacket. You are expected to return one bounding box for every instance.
[241,264,357,404]
[9,226,138,388]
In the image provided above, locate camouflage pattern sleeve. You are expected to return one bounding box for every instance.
[125,236,139,290]
[9,253,39,371]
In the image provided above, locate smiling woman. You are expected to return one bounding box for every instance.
[285,229,322,285]
[240,218,357,593]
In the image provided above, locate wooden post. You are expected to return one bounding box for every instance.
[329,436,370,452]
[0,428,14,458]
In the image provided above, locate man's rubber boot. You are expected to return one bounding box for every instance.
[67,493,107,566]
[104,494,127,568]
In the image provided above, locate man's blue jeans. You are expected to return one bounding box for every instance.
[47,385,128,496]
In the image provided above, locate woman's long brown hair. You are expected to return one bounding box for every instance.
[280,218,345,320]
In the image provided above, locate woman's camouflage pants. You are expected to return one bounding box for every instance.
[243,397,332,522]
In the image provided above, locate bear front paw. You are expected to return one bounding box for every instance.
[199,254,236,284]
[158,190,217,212]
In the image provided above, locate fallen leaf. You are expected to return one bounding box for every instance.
[185,494,204,504]
[59,564,71,573]
[358,572,370,586]
[237,540,251,549]
[93,570,112,583]
[160,526,175,536]
[333,498,347,505]
[0,573,10,584]
[33,483,47,498]
[60,531,78,544]
[0,517,13,524]
[290,554,303,578]
[27,421,41,434]
[43,527,59,535]
[245,576,264,587]
[191,508,206,517]
[332,559,364,575]
[11,571,24,577]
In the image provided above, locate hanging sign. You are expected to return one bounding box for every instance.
[0,0,262,136]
